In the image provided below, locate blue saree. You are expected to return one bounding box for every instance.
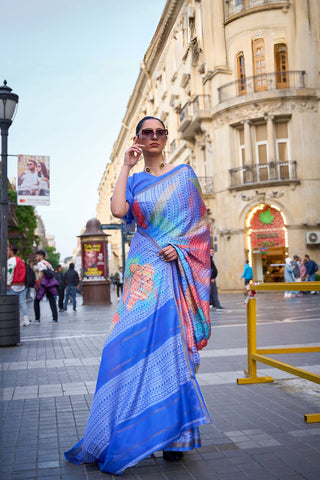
[65,164,212,475]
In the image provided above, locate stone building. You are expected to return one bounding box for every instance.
[97,0,320,291]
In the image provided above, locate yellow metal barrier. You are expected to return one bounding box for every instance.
[237,282,320,422]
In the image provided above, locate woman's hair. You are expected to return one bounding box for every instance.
[135,116,166,135]
[37,162,49,179]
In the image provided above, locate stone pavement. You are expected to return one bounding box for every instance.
[0,288,320,480]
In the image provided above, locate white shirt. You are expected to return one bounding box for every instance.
[36,260,53,272]
[20,171,38,189]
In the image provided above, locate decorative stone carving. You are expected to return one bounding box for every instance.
[213,99,318,127]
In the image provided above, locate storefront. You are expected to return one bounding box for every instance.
[246,204,288,283]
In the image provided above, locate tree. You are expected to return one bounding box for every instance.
[45,245,60,270]
[7,188,39,260]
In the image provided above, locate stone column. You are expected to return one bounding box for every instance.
[267,115,276,162]
[202,0,227,71]
[212,0,228,69]
[244,120,253,165]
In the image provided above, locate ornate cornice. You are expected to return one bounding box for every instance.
[212,97,318,128]
[143,0,183,72]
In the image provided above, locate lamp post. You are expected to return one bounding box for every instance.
[0,80,19,295]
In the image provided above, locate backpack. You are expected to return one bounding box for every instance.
[43,268,54,279]
[12,256,26,284]
[25,264,36,287]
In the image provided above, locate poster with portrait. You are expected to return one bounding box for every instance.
[81,241,106,280]
[17,155,50,206]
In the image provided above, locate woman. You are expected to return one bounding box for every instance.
[284,257,298,298]
[65,116,212,475]
[37,162,50,196]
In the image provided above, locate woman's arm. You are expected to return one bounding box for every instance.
[111,140,143,218]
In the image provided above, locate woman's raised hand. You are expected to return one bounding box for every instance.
[124,139,144,169]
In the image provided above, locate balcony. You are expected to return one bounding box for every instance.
[198,177,214,197]
[224,0,289,22]
[229,160,299,190]
[218,71,305,103]
[178,95,211,139]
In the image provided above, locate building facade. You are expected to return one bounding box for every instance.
[97,0,320,291]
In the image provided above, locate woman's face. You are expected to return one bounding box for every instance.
[136,118,167,154]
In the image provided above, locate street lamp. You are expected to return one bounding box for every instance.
[0,80,19,295]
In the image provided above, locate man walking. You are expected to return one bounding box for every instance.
[241,260,253,286]
[63,263,79,311]
[34,250,59,324]
[210,247,224,311]
[114,266,124,301]
[7,245,30,327]
[304,254,319,294]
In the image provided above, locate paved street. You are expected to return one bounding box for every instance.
[1,289,320,480]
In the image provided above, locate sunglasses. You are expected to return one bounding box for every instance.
[138,129,168,139]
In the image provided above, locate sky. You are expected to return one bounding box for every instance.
[2,0,167,261]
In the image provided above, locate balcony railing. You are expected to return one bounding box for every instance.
[224,0,289,20]
[218,71,305,103]
[198,177,214,196]
[178,95,211,139]
[179,95,211,124]
[229,160,298,188]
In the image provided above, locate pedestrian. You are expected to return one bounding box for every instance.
[63,263,79,311]
[304,254,319,294]
[300,257,307,281]
[7,245,30,327]
[292,255,301,282]
[241,260,253,287]
[25,261,36,302]
[65,116,212,474]
[54,265,65,312]
[34,249,59,324]
[284,257,299,298]
[114,266,124,300]
[209,247,224,310]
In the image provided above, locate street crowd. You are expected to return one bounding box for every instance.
[7,245,80,326]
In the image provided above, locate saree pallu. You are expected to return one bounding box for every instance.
[65,165,212,475]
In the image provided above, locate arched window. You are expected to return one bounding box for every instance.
[274,43,289,88]
[253,38,267,92]
[237,52,246,95]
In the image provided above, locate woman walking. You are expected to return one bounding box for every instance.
[284,257,299,298]
[65,116,212,474]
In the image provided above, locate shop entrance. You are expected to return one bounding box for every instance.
[252,247,286,283]
[247,204,288,283]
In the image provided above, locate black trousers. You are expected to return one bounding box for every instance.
[58,288,65,310]
[34,292,58,321]
[210,281,222,308]
[116,283,123,298]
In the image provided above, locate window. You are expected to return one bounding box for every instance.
[274,43,289,88]
[237,52,247,95]
[275,122,290,178]
[253,38,267,92]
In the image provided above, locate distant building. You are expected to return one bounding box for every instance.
[97,0,320,291]
[46,233,56,248]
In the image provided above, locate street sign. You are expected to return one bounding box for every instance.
[100,224,122,230]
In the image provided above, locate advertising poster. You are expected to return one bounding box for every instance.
[82,242,106,280]
[17,155,50,206]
